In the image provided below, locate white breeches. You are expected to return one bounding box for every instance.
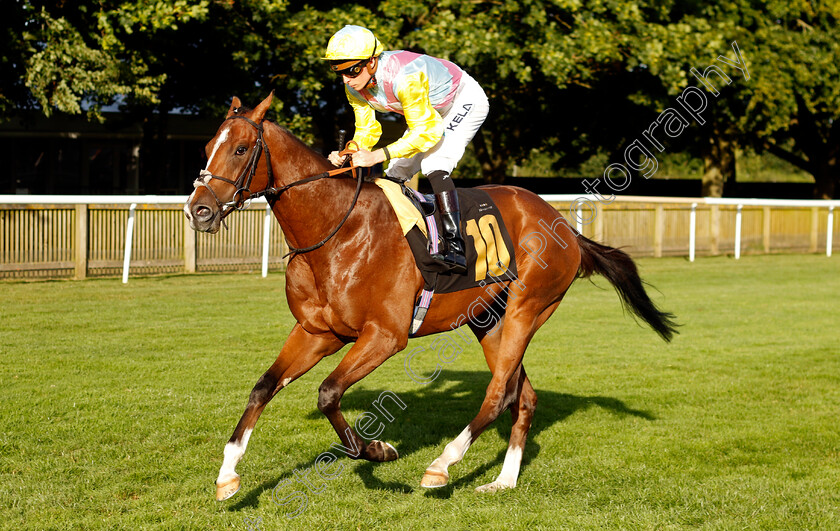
[385,73,489,181]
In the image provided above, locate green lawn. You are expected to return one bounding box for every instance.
[1,254,838,530]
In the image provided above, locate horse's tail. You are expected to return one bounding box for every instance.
[576,234,679,342]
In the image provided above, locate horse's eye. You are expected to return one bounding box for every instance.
[235,146,247,156]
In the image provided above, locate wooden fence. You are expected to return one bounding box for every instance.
[543,196,839,260]
[1,194,838,281]
[1,196,288,280]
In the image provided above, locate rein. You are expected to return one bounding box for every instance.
[194,115,364,259]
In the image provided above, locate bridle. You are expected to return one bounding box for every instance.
[194,115,272,222]
[193,114,364,258]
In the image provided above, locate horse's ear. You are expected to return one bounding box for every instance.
[252,91,274,123]
[226,96,242,118]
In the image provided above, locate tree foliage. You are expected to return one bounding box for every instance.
[7,1,211,120]
[736,1,840,198]
[1,0,838,196]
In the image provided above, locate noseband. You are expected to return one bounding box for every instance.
[193,114,364,258]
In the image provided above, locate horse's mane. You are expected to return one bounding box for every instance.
[262,119,332,167]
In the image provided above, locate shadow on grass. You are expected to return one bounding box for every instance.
[229,369,654,511]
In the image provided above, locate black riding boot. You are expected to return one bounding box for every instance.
[434,189,468,274]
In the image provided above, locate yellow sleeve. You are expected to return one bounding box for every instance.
[346,86,382,151]
[387,70,444,159]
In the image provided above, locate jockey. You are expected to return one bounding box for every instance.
[324,24,489,274]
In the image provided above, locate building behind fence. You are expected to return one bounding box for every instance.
[1,195,837,281]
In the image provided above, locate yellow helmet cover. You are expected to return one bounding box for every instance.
[324,25,384,60]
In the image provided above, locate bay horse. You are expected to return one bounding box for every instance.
[184,93,677,501]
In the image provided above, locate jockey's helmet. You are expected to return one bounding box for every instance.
[323,25,383,61]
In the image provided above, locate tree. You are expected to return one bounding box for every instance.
[736,3,840,198]
[5,1,838,197]
[0,1,39,118]
[582,2,749,197]
[4,1,212,120]
[375,0,660,183]
[0,0,740,187]
[2,1,304,191]
[645,0,840,198]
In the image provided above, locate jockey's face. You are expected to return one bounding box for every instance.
[342,58,375,91]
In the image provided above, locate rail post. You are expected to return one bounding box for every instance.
[184,213,196,273]
[689,203,697,262]
[710,205,720,256]
[762,206,771,254]
[262,202,272,278]
[654,204,664,258]
[122,203,137,284]
[74,204,88,280]
[594,206,604,242]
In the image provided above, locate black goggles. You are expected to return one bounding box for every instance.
[330,59,368,78]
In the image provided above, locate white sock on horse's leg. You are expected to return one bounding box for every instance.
[217,428,252,483]
[439,426,472,467]
[421,426,472,487]
[476,444,522,492]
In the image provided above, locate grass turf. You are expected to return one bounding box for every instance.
[1,254,838,530]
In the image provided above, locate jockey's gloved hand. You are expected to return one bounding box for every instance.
[328,150,348,167]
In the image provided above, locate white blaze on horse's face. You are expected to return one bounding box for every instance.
[184,124,233,232]
[205,126,231,170]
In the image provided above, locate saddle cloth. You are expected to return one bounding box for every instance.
[373,178,518,295]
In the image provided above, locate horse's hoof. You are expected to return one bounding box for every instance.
[368,440,399,462]
[475,480,513,493]
[420,469,449,488]
[216,475,241,501]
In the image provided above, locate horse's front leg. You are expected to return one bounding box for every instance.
[317,324,406,463]
[216,324,344,501]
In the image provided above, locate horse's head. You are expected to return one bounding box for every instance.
[185,92,275,233]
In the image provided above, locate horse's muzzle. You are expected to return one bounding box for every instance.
[184,192,222,233]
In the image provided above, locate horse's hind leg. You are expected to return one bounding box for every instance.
[462,315,539,492]
[419,315,522,488]
[216,324,344,501]
[475,366,537,492]
[421,301,559,489]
